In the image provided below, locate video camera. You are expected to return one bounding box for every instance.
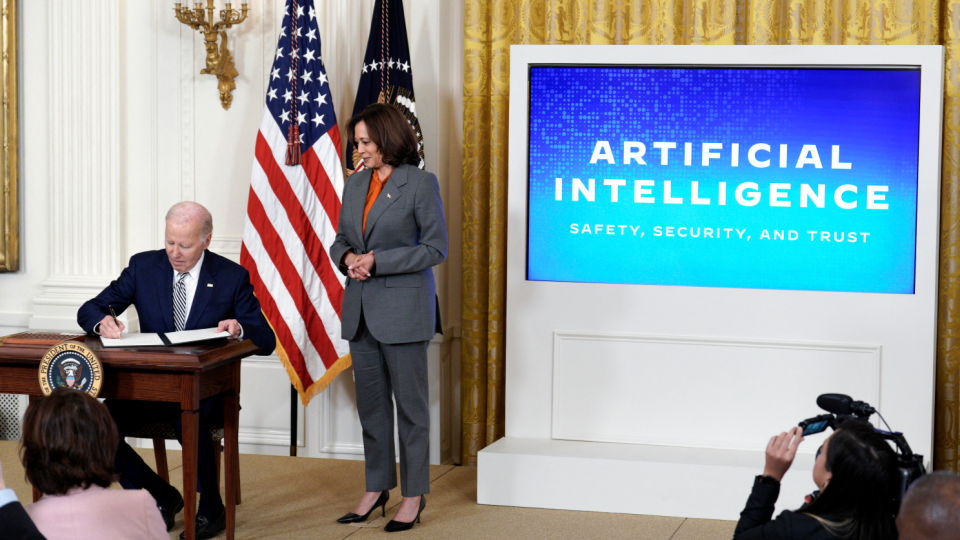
[798,393,926,510]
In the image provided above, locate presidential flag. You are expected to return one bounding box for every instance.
[241,0,350,405]
[346,0,424,173]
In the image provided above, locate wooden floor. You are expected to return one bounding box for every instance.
[0,441,737,540]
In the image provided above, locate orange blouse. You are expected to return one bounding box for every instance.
[362,168,391,234]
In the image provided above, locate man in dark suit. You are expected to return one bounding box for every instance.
[77,202,275,540]
[0,458,46,540]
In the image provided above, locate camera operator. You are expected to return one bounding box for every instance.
[734,418,899,540]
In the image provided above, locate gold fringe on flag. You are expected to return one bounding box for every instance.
[263,311,353,406]
[277,340,353,406]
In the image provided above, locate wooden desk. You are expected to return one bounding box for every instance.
[0,334,259,540]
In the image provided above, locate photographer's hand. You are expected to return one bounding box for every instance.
[763,426,804,481]
[0,456,6,490]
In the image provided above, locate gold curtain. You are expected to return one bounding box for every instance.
[462,0,960,470]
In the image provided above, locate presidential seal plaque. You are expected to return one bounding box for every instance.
[38,341,104,397]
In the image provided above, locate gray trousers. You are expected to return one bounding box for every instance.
[350,316,431,497]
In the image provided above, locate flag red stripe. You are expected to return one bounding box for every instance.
[240,242,316,388]
[301,147,339,230]
[246,188,342,369]
[255,134,344,316]
[300,127,342,229]
[328,125,342,161]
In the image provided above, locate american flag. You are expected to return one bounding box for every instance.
[241,0,350,404]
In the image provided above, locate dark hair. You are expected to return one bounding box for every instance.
[802,418,899,540]
[897,471,960,538]
[346,103,420,167]
[20,388,118,495]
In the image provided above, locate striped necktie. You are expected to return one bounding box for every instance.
[173,272,188,332]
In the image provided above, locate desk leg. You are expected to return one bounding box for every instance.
[182,409,200,540]
[224,393,239,540]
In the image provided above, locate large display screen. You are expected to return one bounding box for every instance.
[526,66,921,294]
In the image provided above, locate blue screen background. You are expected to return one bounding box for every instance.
[527,67,921,294]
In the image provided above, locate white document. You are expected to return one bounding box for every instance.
[99,327,230,347]
[164,327,231,345]
[100,333,166,347]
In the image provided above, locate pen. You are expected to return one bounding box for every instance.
[109,305,120,340]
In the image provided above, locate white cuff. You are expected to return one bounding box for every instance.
[0,488,19,509]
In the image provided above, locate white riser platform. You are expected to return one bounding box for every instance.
[478,437,818,521]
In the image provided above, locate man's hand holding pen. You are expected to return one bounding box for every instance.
[97,305,125,339]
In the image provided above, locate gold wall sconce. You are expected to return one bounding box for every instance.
[174,1,249,110]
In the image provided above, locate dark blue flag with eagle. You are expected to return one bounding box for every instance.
[346,0,424,173]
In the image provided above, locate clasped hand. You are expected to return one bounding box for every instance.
[346,251,375,282]
[763,426,804,481]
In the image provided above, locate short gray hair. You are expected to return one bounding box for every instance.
[165,201,213,237]
[899,471,960,538]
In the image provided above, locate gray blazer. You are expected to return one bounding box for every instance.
[330,163,448,344]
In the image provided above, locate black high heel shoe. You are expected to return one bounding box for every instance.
[383,495,426,533]
[337,490,390,524]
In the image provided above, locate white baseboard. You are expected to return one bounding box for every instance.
[478,436,815,520]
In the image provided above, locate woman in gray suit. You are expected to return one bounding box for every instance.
[330,103,447,532]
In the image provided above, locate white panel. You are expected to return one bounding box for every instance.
[239,355,304,447]
[321,368,364,455]
[553,332,879,451]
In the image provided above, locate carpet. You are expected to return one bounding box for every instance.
[0,441,736,539]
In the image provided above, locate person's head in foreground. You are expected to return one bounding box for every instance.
[803,418,900,540]
[896,471,960,540]
[20,387,118,495]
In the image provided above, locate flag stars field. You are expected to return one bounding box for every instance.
[360,58,412,76]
